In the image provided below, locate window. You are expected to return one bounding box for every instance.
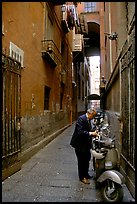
[44,86,51,110]
[84,2,96,12]
[9,42,24,67]
[44,5,54,40]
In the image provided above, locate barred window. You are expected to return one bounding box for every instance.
[9,42,24,67]
[44,4,54,40]
[84,2,96,12]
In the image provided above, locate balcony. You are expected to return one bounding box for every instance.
[72,33,83,52]
[72,28,84,62]
[41,40,61,68]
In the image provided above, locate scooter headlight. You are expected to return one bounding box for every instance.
[105,161,112,169]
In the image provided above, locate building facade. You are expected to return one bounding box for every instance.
[2,2,73,178]
[2,2,91,180]
[101,2,135,198]
[76,2,135,198]
[2,2,135,198]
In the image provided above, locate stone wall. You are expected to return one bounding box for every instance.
[21,110,68,152]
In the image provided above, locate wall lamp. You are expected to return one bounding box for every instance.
[104,32,118,40]
[101,76,106,85]
[72,80,77,87]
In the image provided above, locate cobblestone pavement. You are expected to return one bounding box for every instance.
[2,123,135,202]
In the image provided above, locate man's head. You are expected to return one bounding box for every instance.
[87,108,97,120]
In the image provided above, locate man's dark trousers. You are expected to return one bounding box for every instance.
[75,148,91,180]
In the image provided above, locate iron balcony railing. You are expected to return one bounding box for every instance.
[41,39,61,67]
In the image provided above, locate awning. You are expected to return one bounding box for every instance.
[86,94,100,100]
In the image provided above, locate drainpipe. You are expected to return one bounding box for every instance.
[108,2,113,73]
[119,57,123,145]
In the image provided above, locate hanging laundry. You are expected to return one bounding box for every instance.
[67,8,74,30]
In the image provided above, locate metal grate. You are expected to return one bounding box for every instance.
[120,27,135,168]
[2,53,21,168]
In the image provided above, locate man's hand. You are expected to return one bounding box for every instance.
[89,131,98,137]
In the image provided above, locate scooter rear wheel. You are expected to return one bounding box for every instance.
[101,179,124,202]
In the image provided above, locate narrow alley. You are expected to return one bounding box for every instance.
[2,123,134,202]
[2,2,135,199]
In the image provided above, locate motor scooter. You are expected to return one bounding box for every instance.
[91,111,125,202]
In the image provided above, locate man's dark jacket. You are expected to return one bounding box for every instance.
[70,114,92,151]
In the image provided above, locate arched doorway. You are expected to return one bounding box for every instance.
[84,22,100,57]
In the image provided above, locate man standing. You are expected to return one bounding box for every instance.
[70,108,98,184]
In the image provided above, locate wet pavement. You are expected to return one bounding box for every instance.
[2,123,135,202]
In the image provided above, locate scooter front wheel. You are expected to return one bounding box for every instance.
[101,179,124,202]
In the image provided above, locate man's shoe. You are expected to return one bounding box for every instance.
[86,174,93,179]
[80,177,90,184]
